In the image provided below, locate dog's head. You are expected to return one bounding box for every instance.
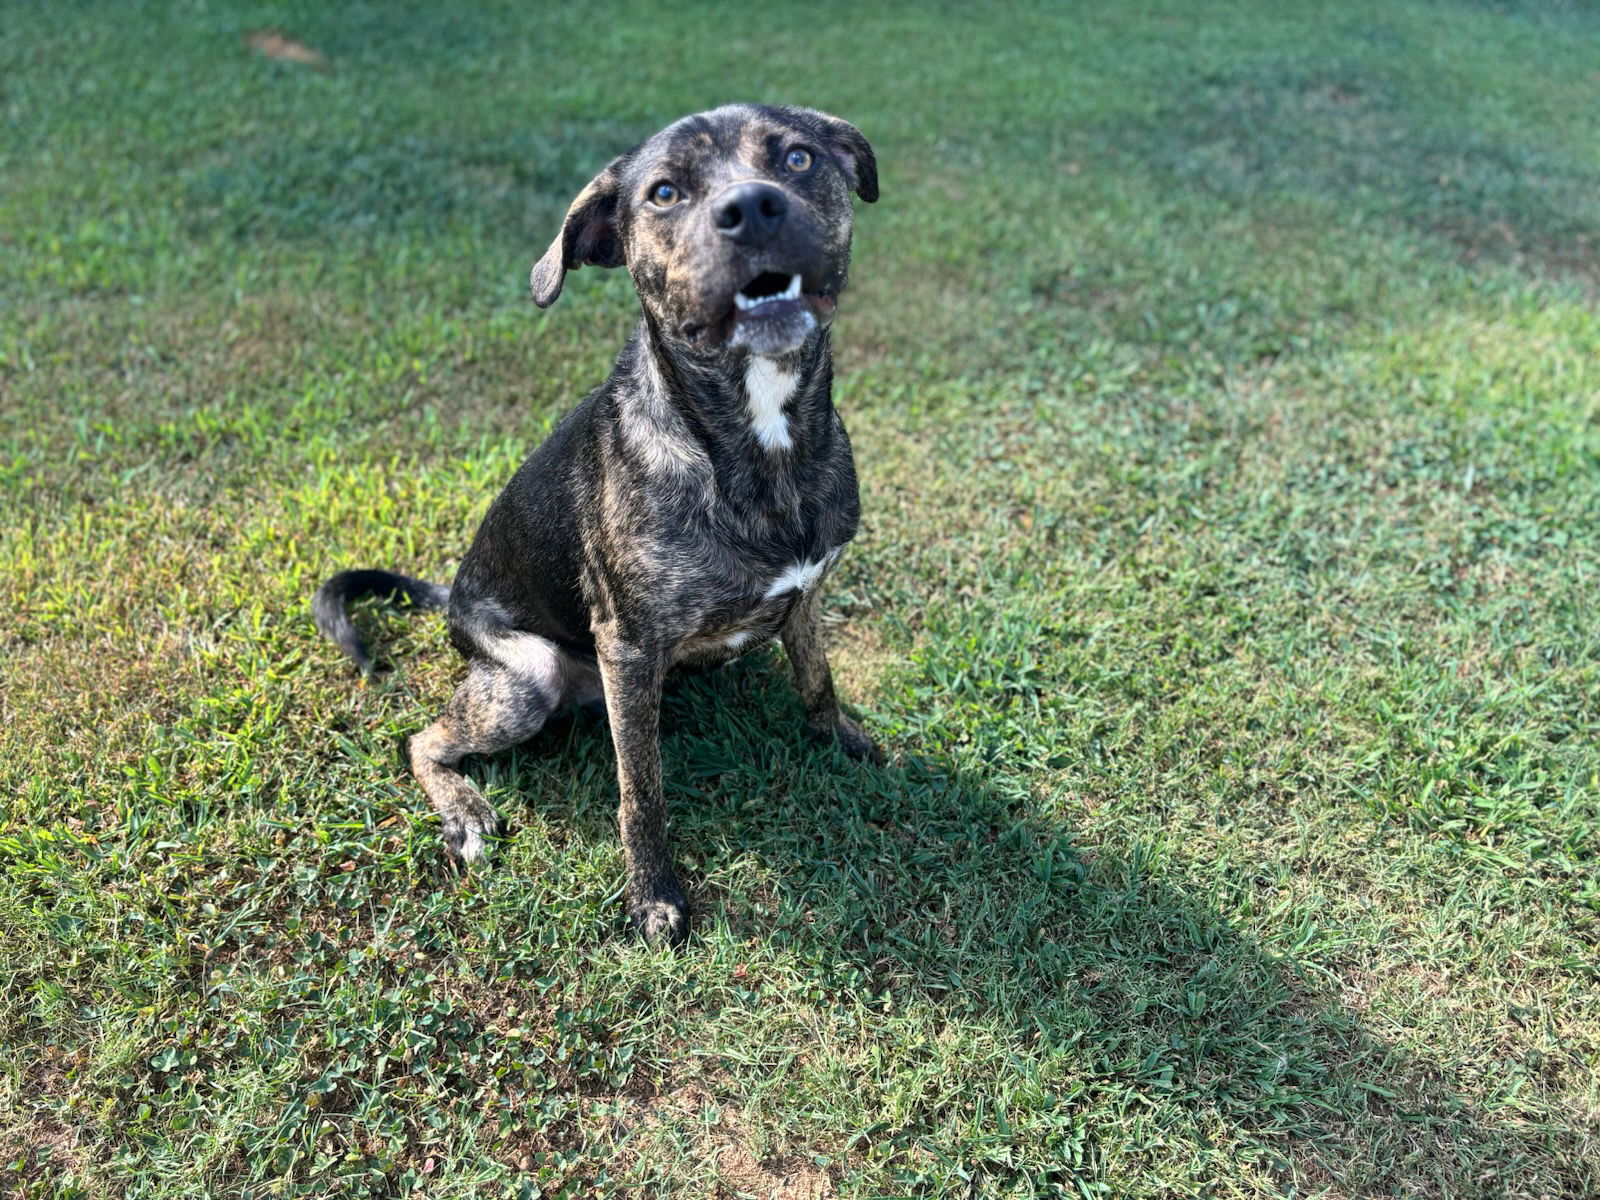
[530,104,876,357]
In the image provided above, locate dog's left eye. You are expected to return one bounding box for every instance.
[784,147,814,173]
[649,182,681,207]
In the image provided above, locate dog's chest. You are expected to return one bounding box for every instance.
[670,544,845,665]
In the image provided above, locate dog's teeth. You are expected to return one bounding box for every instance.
[736,278,802,313]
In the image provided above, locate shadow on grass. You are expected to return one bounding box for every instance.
[496,653,1597,1199]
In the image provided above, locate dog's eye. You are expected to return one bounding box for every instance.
[649,182,681,207]
[784,147,814,173]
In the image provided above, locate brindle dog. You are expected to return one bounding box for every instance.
[313,104,880,945]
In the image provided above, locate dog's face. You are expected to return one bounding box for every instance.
[531,104,877,357]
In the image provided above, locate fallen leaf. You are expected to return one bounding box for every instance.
[245,30,328,71]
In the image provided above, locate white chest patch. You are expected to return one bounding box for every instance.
[744,357,797,452]
[763,546,843,601]
[722,629,760,652]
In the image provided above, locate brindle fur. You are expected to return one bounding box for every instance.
[314,104,880,945]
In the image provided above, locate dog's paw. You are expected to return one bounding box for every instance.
[441,809,502,865]
[629,887,689,947]
[835,715,885,766]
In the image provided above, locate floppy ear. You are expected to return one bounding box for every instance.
[813,112,878,203]
[529,156,626,308]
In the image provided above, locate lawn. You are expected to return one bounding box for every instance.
[3,1,1599,1196]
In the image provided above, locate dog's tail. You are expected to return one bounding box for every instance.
[312,569,450,675]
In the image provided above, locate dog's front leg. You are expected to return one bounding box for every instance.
[595,633,688,945]
[781,590,883,764]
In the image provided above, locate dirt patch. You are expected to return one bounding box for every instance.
[715,1143,833,1200]
[826,620,896,706]
[1,1062,90,1192]
[635,1084,839,1199]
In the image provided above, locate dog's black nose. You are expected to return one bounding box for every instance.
[715,182,788,247]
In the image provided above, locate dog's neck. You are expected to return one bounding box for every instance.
[615,315,841,507]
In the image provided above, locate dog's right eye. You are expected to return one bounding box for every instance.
[649,182,681,207]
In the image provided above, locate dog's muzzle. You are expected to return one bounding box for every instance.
[727,270,821,355]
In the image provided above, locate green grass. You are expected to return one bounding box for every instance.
[4,1,1600,1195]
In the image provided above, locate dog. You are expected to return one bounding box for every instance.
[313,104,881,945]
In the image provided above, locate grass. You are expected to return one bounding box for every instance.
[3,0,1599,1195]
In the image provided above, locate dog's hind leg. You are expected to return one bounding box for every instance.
[408,633,593,862]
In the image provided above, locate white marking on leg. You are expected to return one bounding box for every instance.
[744,357,796,452]
[722,629,758,651]
[457,825,488,862]
[474,627,578,704]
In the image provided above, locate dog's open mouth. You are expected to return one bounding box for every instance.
[720,270,834,354]
[733,272,803,314]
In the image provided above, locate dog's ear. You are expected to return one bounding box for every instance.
[813,112,878,203]
[530,156,627,308]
